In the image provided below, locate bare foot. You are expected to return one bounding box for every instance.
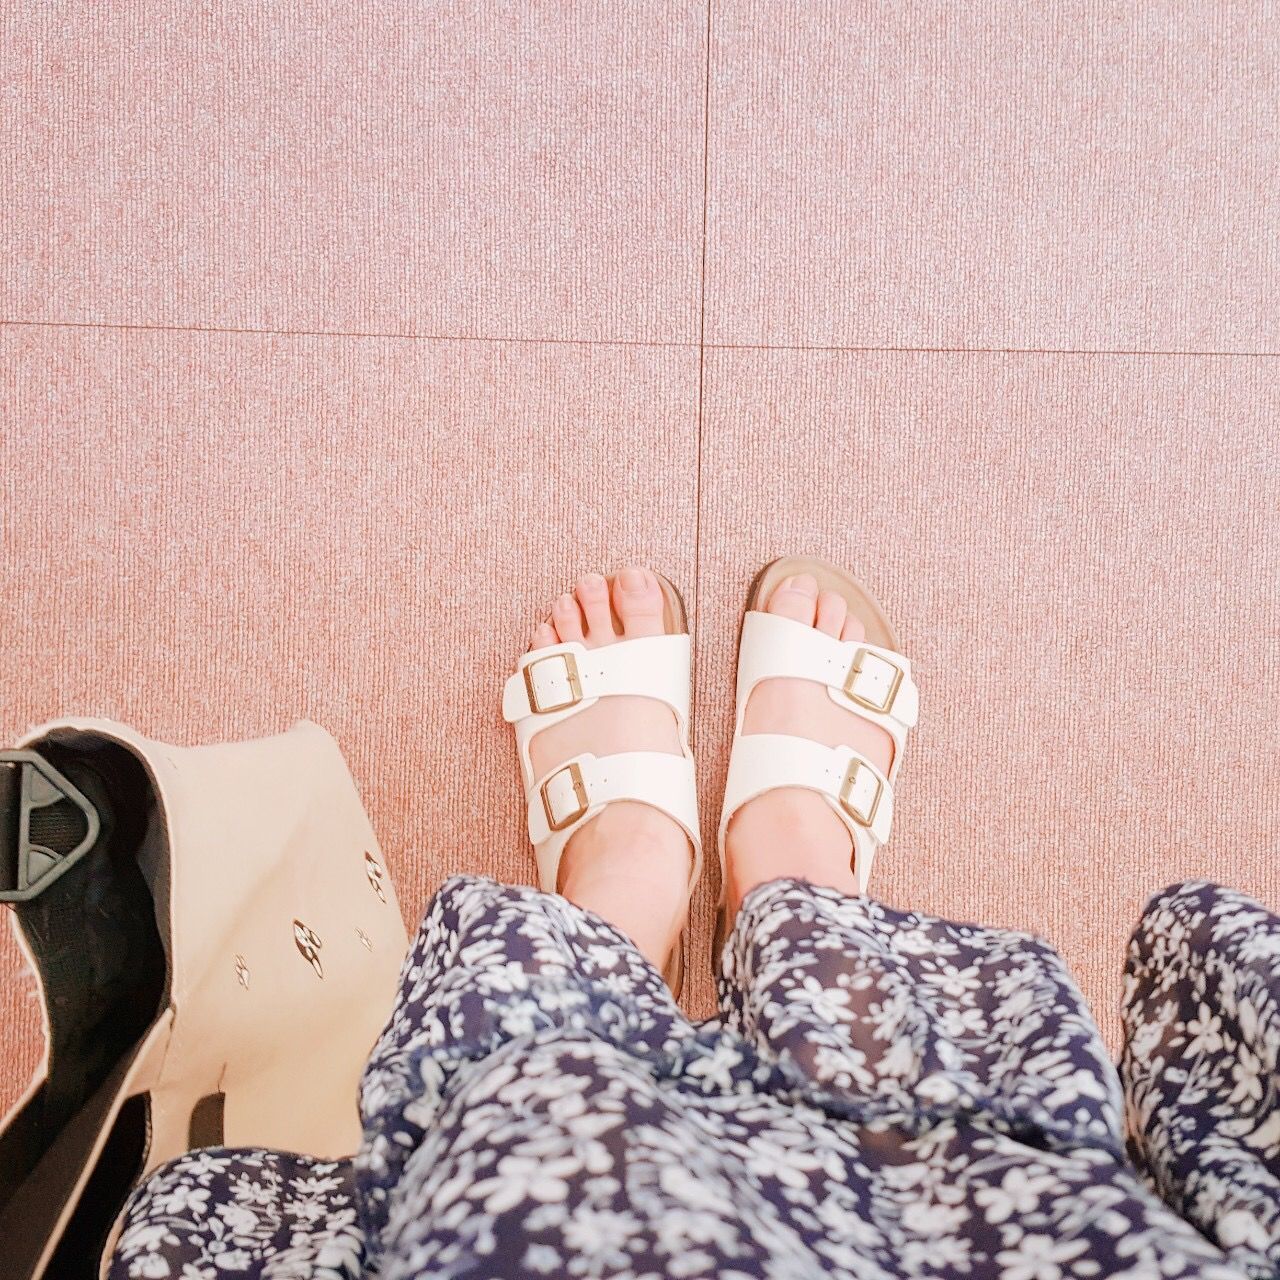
[526,567,692,972]
[723,573,896,919]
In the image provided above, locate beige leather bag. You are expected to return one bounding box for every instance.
[0,718,410,1280]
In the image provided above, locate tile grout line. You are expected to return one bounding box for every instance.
[692,0,714,650]
[0,318,692,350]
[710,341,1280,358]
[3,318,1277,360]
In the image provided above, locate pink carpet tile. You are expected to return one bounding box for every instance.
[706,2,1280,351]
[692,347,1280,1031]
[1,1,706,341]
[0,327,699,1099]
[2,0,1278,1118]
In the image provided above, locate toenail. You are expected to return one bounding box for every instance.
[619,568,648,593]
[582,573,606,592]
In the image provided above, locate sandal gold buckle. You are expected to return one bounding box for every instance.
[541,761,590,832]
[524,652,584,714]
[843,647,903,715]
[839,759,883,828]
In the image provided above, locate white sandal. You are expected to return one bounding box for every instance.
[502,572,702,995]
[715,556,919,952]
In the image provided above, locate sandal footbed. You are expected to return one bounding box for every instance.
[540,569,692,1000]
[745,556,898,651]
[713,556,899,975]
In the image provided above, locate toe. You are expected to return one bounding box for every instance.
[840,612,866,642]
[767,572,819,626]
[815,589,848,638]
[530,621,558,651]
[613,566,666,637]
[576,572,616,643]
[551,592,585,643]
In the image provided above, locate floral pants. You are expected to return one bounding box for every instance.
[109,877,1280,1279]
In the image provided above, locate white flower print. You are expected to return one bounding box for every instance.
[787,973,855,1024]
[995,1233,1090,1280]
[1227,1045,1264,1107]
[521,1242,562,1273]
[974,1166,1061,1224]
[922,963,981,999]
[111,877,1272,1280]
[127,1256,169,1278]
[472,1153,581,1214]
[1184,1003,1226,1057]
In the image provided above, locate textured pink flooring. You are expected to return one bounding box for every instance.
[706,3,1280,350]
[1,2,705,341]
[3,2,1279,1114]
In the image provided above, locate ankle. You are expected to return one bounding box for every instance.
[557,802,691,970]
[728,788,852,855]
[558,803,684,882]
[724,788,856,920]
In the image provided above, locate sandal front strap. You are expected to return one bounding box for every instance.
[503,635,692,725]
[734,612,918,739]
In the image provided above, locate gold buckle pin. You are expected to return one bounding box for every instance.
[843,648,903,716]
[839,759,883,828]
[541,762,590,833]
[524,652,583,714]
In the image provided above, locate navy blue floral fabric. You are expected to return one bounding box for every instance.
[109,1148,360,1278]
[1122,882,1280,1278]
[110,876,1280,1279]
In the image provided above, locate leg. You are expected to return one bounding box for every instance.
[723,572,895,916]
[720,878,1125,1151]
[108,1150,360,1280]
[1122,880,1280,1271]
[528,568,694,971]
[356,874,699,1263]
[702,564,1245,1276]
[711,882,1249,1277]
[373,1032,807,1280]
[716,572,1122,1145]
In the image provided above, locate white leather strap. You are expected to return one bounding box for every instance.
[504,635,691,722]
[717,734,891,895]
[718,608,917,898]
[504,630,701,897]
[734,612,917,775]
[504,635,693,791]
[527,751,702,894]
[503,636,693,785]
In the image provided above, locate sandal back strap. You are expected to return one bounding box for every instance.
[527,750,702,895]
[718,733,891,894]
